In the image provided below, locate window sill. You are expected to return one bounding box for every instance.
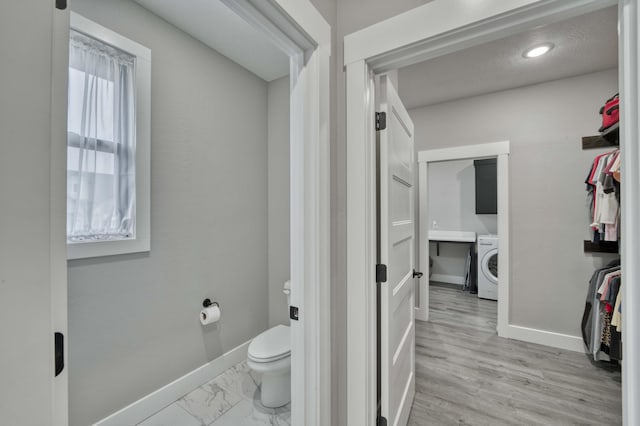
[67,237,150,260]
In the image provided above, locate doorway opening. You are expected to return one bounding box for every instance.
[417,148,504,326]
[404,3,618,344]
[345,0,632,424]
[50,1,330,426]
[401,6,621,423]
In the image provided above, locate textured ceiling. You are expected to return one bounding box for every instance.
[398,7,618,110]
[134,0,289,82]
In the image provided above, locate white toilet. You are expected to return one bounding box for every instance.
[247,281,291,408]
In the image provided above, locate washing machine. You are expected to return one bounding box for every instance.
[477,235,498,300]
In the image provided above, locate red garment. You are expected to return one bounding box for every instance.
[599,94,619,132]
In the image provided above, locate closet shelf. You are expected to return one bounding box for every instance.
[582,135,618,150]
[584,240,619,254]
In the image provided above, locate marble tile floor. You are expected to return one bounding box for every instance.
[137,361,290,426]
[408,282,622,425]
[139,282,621,425]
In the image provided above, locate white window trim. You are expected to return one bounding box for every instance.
[67,12,151,260]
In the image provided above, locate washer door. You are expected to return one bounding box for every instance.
[481,248,498,284]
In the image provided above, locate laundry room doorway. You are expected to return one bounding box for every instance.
[416,142,510,336]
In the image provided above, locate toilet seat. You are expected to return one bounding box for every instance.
[248,324,290,363]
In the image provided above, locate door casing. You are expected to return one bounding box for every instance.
[416,142,510,333]
[344,0,638,425]
[50,1,331,425]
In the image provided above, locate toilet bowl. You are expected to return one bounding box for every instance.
[247,280,291,408]
[247,324,291,408]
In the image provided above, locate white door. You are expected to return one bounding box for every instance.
[0,1,68,425]
[377,75,416,426]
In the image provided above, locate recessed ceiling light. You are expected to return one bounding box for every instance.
[523,43,554,58]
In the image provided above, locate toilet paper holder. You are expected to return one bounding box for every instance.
[202,298,219,308]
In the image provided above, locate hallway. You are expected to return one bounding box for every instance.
[408,283,622,425]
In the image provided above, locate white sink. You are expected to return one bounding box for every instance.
[428,230,476,242]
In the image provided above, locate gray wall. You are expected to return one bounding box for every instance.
[410,69,619,336]
[67,1,269,424]
[427,159,497,281]
[268,76,291,327]
[0,2,57,424]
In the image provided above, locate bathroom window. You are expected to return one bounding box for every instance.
[67,13,151,259]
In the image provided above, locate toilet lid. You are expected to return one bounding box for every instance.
[248,324,290,362]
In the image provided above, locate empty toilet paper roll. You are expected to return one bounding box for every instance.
[200,305,221,325]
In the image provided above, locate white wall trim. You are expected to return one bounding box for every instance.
[416,143,510,335]
[67,12,152,261]
[619,1,640,424]
[222,0,330,56]
[417,141,510,163]
[496,153,510,337]
[271,0,331,49]
[94,341,251,426]
[346,60,377,426]
[430,274,465,285]
[51,7,70,426]
[505,325,585,353]
[416,161,429,322]
[344,0,616,71]
[345,0,537,66]
[224,2,331,425]
[69,12,151,60]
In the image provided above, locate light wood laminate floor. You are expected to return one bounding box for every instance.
[408,282,622,425]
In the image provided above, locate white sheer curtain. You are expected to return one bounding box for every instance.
[67,30,136,242]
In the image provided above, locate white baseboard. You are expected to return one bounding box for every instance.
[94,340,251,426]
[506,325,586,353]
[430,274,465,285]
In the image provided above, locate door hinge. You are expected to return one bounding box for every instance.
[54,332,64,377]
[290,306,299,321]
[376,264,387,283]
[376,112,387,130]
[56,0,67,10]
[377,415,388,426]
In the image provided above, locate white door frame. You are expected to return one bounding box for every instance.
[344,1,638,425]
[416,142,510,331]
[51,1,331,425]
[221,3,331,423]
[618,0,640,422]
[51,6,70,426]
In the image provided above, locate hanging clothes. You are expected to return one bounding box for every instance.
[581,258,622,361]
[585,149,621,243]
